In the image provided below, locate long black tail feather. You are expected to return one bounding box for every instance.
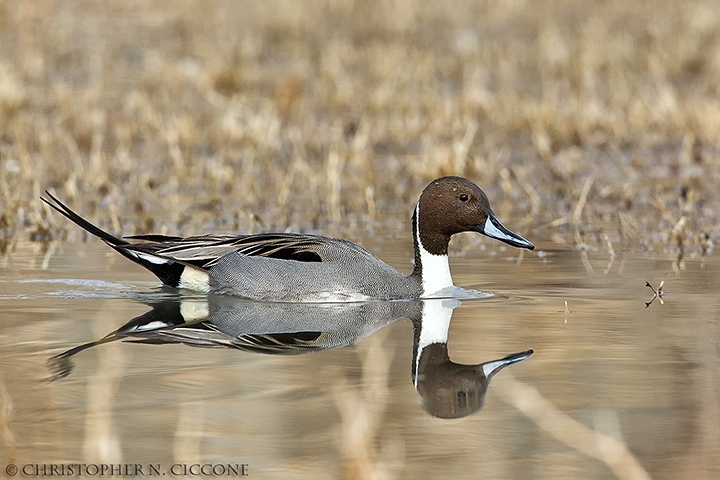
[41,191,186,286]
[41,191,129,246]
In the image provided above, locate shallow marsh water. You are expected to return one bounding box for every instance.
[1,238,719,480]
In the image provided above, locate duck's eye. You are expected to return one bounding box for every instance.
[459,194,469,202]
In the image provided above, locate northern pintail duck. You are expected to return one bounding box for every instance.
[42,176,534,302]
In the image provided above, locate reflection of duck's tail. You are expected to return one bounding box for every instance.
[46,332,122,382]
[479,349,534,378]
[45,297,194,381]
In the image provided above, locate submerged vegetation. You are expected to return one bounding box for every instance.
[0,0,718,267]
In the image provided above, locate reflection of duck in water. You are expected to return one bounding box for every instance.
[48,295,418,379]
[415,346,532,419]
[48,296,531,417]
[412,300,533,419]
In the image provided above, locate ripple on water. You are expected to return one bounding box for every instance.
[0,278,163,300]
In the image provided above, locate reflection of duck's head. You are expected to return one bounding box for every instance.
[412,299,532,419]
[414,343,533,419]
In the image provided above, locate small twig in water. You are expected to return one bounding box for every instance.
[644,280,664,308]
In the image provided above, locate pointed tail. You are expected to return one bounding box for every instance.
[41,192,189,288]
[41,192,129,247]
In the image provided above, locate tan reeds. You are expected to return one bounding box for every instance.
[0,0,717,266]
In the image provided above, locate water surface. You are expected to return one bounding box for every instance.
[1,239,718,480]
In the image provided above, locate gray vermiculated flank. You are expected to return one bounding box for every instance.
[208,239,423,301]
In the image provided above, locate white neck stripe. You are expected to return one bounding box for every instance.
[415,299,457,388]
[415,203,453,296]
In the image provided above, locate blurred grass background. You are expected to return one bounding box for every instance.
[0,0,718,261]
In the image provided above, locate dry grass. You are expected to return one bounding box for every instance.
[0,0,719,263]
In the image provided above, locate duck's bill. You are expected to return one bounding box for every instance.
[478,349,534,378]
[478,214,535,250]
